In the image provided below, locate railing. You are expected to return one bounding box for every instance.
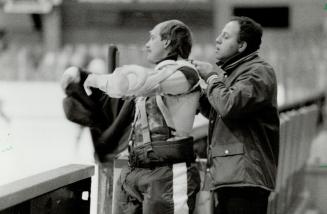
[0,164,94,214]
[267,92,325,214]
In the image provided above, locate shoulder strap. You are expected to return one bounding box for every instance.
[175,61,202,94]
[136,97,151,144]
[156,95,175,130]
[139,97,151,143]
[134,61,201,143]
[155,61,201,131]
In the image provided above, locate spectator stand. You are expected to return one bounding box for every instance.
[3,0,63,51]
[268,92,326,214]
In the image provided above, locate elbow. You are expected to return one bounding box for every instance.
[117,75,129,94]
[217,108,232,119]
[104,73,130,97]
[214,102,235,119]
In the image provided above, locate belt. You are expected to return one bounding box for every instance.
[128,137,195,168]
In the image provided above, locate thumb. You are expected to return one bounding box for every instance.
[83,77,93,96]
[84,85,92,96]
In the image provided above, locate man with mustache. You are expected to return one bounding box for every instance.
[62,20,201,214]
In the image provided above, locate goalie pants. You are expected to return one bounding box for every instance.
[113,162,200,214]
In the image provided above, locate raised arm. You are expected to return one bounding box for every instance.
[83,61,199,98]
[206,65,277,119]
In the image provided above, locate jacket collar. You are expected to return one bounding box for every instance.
[155,53,178,64]
[217,50,258,73]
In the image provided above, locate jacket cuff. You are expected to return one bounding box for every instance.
[204,72,218,82]
[206,74,224,85]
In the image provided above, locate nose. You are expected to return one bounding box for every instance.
[216,35,222,44]
[145,40,150,49]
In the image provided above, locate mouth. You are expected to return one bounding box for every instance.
[144,50,150,57]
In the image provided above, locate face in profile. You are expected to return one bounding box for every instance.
[145,22,169,64]
[215,21,242,61]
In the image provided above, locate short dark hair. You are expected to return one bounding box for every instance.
[159,20,192,59]
[230,16,263,52]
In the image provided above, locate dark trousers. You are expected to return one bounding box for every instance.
[113,163,200,214]
[214,187,270,214]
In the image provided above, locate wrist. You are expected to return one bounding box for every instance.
[204,72,218,82]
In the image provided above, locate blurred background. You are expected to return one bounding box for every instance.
[0,0,326,214]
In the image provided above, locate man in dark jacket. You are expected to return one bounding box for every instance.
[193,16,280,214]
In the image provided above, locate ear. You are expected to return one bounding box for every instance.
[238,41,247,53]
[163,39,171,49]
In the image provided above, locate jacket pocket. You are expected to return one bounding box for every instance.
[210,143,245,186]
[211,142,244,157]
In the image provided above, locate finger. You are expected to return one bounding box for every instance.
[84,84,92,96]
[83,79,93,96]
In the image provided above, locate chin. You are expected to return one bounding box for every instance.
[146,55,154,63]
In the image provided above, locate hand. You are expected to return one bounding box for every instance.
[83,74,99,96]
[191,60,214,79]
[61,66,80,91]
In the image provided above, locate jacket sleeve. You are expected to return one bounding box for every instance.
[92,64,196,97]
[199,94,211,119]
[206,65,276,119]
